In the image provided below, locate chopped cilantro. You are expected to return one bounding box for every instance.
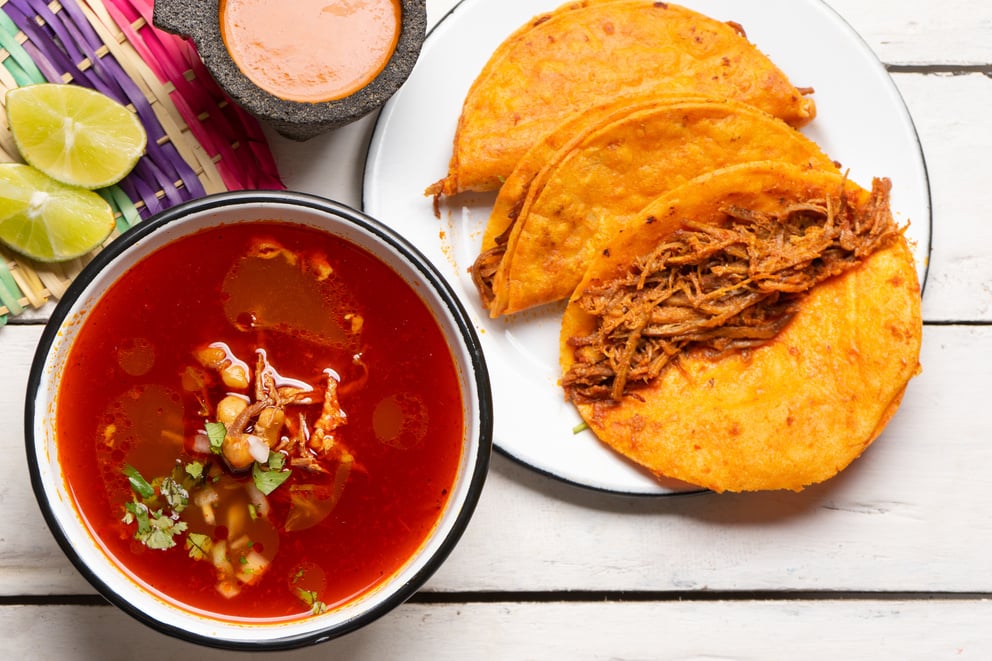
[205,421,227,454]
[186,532,212,560]
[160,477,189,513]
[185,461,205,481]
[123,500,149,531]
[122,466,194,551]
[253,462,291,496]
[297,588,328,615]
[124,501,186,550]
[267,451,286,471]
[141,511,187,550]
[122,465,155,499]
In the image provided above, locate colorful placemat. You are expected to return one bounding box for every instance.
[0,0,285,324]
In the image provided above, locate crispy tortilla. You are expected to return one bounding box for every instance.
[477,93,712,258]
[560,162,922,492]
[429,0,816,197]
[474,97,836,317]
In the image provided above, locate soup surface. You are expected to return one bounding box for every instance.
[56,220,463,621]
[220,0,401,102]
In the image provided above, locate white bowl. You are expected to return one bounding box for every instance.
[25,191,492,650]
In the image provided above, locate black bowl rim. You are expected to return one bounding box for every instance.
[23,190,493,651]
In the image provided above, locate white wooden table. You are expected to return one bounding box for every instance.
[2,0,991,658]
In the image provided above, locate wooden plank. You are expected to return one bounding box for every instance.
[3,322,990,595]
[826,0,992,66]
[436,323,992,594]
[892,72,992,322]
[0,600,988,659]
[0,325,94,595]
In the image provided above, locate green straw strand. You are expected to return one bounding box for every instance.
[0,259,25,316]
[0,8,46,84]
[99,184,142,232]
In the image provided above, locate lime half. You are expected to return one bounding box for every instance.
[6,83,147,189]
[0,163,115,262]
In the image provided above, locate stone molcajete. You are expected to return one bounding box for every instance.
[154,0,426,141]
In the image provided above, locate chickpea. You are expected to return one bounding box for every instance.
[193,344,227,369]
[222,433,255,472]
[193,343,251,390]
[216,395,248,426]
[254,406,285,448]
[221,363,250,390]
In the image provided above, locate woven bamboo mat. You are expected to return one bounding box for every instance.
[0,0,285,323]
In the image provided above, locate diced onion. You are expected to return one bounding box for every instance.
[194,485,219,525]
[245,482,271,518]
[192,431,211,454]
[246,433,270,464]
[236,550,270,586]
[216,580,241,599]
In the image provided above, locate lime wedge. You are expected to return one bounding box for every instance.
[0,163,115,262]
[6,83,147,189]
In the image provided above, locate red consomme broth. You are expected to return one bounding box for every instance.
[56,221,464,621]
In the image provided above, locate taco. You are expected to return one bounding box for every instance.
[472,97,837,316]
[560,161,922,492]
[428,0,816,198]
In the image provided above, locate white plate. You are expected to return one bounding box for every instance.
[362,0,932,495]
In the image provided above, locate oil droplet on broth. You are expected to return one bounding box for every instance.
[98,384,185,484]
[117,337,155,376]
[221,241,349,347]
[372,393,428,449]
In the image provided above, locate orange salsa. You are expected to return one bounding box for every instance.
[56,220,463,621]
[220,0,401,102]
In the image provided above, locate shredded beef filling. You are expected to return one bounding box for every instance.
[562,177,901,404]
[470,196,527,310]
[470,243,504,310]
